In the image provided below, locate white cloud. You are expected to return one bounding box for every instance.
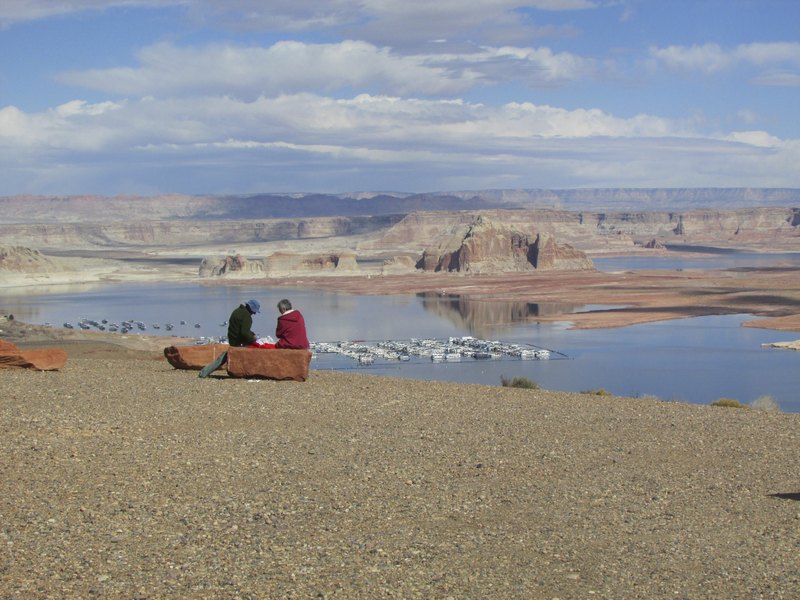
[724,130,782,148]
[751,71,800,87]
[3,92,798,194]
[58,39,602,99]
[1,0,600,30]
[650,42,800,74]
[0,0,187,27]
[58,40,486,98]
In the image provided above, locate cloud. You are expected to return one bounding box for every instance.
[650,42,800,74]
[2,0,602,49]
[751,71,800,87]
[57,39,602,99]
[57,41,478,98]
[0,0,187,28]
[2,92,798,194]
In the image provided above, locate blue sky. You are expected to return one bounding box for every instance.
[1,0,798,196]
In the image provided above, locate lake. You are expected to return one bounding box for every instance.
[2,252,799,413]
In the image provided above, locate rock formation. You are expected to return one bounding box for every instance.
[381,255,419,274]
[199,254,264,278]
[0,245,64,273]
[417,216,593,273]
[263,251,360,276]
[530,233,595,271]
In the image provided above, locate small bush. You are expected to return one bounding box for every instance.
[750,395,781,413]
[500,375,539,389]
[711,398,746,408]
[581,388,612,396]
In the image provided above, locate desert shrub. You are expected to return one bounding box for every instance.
[500,375,539,389]
[750,395,781,413]
[711,398,746,408]
[581,388,612,396]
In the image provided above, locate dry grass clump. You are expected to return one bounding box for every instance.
[500,375,539,389]
[710,395,783,411]
[581,388,612,396]
[711,398,746,408]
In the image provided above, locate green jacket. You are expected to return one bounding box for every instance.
[228,304,256,347]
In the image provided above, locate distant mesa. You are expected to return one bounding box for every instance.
[416,216,593,273]
[199,251,361,278]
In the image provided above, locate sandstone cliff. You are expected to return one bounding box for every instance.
[0,216,400,250]
[417,216,593,273]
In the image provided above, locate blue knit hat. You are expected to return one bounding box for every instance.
[245,299,261,313]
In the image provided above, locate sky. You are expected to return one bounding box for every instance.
[1,0,799,196]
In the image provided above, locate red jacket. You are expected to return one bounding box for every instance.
[275,309,309,349]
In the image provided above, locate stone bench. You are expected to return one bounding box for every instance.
[226,347,312,381]
[164,343,229,370]
[164,344,312,381]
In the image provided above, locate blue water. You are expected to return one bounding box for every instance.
[2,276,798,412]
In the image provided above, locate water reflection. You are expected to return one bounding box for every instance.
[417,292,582,337]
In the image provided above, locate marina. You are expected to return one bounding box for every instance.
[311,336,560,366]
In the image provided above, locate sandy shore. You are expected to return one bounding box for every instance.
[1,323,799,597]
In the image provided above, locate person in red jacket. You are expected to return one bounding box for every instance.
[274,298,310,349]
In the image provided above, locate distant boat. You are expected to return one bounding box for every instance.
[63,322,74,329]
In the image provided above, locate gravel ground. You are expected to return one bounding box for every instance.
[1,352,799,598]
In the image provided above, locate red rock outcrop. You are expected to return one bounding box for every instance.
[530,233,595,271]
[418,216,593,273]
[0,339,67,371]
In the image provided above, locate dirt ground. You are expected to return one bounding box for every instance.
[1,348,799,598]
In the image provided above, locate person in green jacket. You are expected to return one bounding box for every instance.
[227,299,260,347]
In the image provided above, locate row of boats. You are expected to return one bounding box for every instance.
[61,319,202,333]
[311,336,555,366]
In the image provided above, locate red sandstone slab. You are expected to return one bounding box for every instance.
[0,348,67,371]
[164,343,229,370]
[226,347,312,381]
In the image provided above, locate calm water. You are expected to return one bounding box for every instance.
[2,259,798,412]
